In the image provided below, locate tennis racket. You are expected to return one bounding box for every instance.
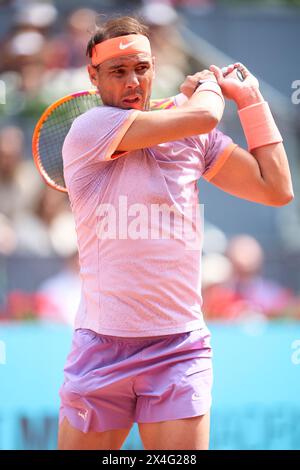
[32,91,175,193]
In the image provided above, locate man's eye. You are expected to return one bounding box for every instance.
[113,70,124,75]
[136,66,148,73]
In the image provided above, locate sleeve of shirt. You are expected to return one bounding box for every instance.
[63,105,139,166]
[202,127,238,181]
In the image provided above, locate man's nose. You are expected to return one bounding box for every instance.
[126,72,139,87]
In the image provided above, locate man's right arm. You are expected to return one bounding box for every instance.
[117,79,225,152]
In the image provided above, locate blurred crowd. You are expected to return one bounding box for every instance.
[202,233,299,322]
[0,1,194,116]
[0,0,194,251]
[0,0,299,325]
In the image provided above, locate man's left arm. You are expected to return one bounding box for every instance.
[208,141,293,206]
[206,63,294,206]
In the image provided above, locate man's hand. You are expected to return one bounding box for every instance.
[180,70,218,98]
[209,63,263,109]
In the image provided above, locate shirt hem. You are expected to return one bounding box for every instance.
[74,319,206,337]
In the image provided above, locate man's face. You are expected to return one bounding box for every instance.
[88,53,155,111]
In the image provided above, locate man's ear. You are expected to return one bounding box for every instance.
[87,64,98,86]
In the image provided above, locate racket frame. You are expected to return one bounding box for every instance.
[32,89,99,193]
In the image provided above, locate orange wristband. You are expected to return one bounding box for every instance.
[238,101,283,151]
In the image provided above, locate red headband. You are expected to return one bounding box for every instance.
[91,34,152,66]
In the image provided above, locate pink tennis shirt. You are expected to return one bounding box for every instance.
[62,95,237,337]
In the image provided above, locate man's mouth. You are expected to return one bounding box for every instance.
[122,96,141,105]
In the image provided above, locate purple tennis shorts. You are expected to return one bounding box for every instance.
[59,327,213,433]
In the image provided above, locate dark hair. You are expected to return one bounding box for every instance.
[86,16,149,59]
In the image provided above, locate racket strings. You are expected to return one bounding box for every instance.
[34,93,172,192]
[37,93,102,189]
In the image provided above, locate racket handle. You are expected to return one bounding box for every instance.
[221,66,245,82]
[236,68,245,82]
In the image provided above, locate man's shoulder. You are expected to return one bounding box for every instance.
[72,105,112,126]
[72,105,133,131]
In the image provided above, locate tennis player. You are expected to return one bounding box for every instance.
[58,16,293,450]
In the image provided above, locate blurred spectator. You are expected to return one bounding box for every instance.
[203,220,228,254]
[202,235,296,321]
[0,2,57,73]
[0,213,17,255]
[0,5,96,110]
[226,235,294,315]
[0,125,40,219]
[37,250,81,325]
[43,8,97,70]
[33,8,98,101]
[201,252,241,321]
[13,186,77,256]
[0,125,24,218]
[0,3,54,113]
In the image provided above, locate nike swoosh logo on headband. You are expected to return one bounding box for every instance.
[119,41,138,50]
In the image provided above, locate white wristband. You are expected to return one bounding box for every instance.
[194,81,225,105]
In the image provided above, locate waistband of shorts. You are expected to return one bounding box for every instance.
[77,329,191,344]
